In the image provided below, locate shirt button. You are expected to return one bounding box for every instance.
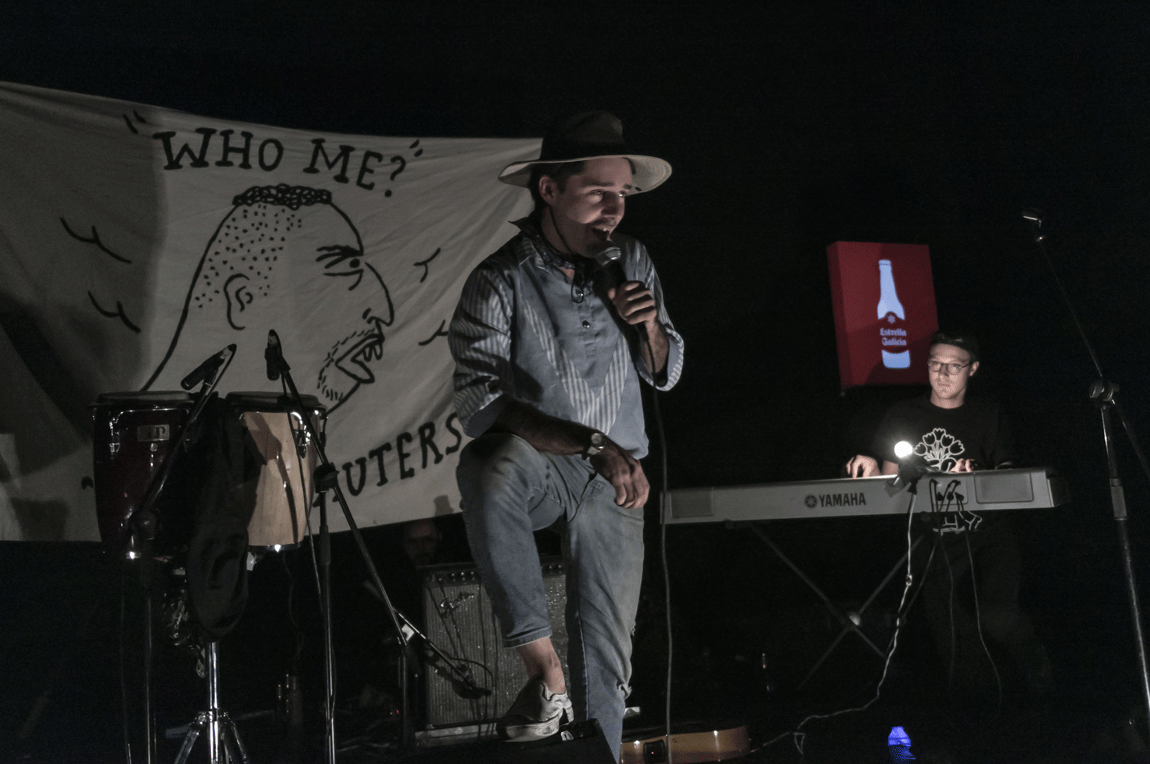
[582,320,590,329]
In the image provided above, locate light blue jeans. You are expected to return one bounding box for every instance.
[456,432,644,758]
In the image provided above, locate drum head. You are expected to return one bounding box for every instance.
[94,391,192,407]
[225,391,324,413]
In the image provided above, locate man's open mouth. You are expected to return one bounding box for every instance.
[335,332,385,383]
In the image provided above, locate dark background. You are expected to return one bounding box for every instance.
[3,2,1150,761]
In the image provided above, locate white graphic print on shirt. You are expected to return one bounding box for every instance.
[914,427,966,472]
[913,427,981,533]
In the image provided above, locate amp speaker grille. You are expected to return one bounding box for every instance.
[421,558,568,728]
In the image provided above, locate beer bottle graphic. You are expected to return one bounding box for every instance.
[877,259,910,369]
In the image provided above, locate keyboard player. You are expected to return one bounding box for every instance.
[844,330,1053,702]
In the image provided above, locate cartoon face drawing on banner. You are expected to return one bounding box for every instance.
[143,184,394,412]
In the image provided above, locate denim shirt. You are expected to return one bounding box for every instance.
[449,218,683,459]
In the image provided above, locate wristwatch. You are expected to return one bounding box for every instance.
[582,430,607,459]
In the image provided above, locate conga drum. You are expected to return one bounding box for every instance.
[225,392,326,548]
[91,391,192,548]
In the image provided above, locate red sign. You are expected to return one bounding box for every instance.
[827,241,938,390]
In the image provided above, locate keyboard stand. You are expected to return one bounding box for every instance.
[745,525,892,688]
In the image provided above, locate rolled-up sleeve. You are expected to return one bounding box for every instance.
[449,262,514,437]
[633,245,684,391]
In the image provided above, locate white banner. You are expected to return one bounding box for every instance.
[0,82,536,542]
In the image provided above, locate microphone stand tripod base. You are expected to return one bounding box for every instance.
[173,641,249,764]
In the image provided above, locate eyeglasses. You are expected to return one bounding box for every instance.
[927,360,971,375]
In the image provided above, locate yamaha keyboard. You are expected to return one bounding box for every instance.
[664,467,1069,524]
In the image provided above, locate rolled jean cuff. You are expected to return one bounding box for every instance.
[503,626,554,649]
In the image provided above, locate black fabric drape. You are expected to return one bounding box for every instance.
[182,394,260,642]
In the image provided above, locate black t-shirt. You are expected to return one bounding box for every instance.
[870,394,1016,471]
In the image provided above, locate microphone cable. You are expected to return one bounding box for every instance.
[644,338,675,762]
[927,478,1002,704]
[597,245,676,757]
[536,223,678,754]
[958,496,1004,709]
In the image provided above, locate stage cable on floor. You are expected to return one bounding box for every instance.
[783,488,922,757]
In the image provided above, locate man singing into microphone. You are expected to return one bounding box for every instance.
[448,111,683,757]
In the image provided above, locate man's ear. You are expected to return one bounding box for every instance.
[538,175,558,205]
[968,360,980,377]
[223,273,254,331]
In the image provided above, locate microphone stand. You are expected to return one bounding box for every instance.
[1025,212,1150,734]
[892,455,931,495]
[265,334,420,763]
[124,345,236,764]
[128,346,237,550]
[357,581,493,705]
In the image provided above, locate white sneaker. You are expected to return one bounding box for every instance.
[496,678,573,741]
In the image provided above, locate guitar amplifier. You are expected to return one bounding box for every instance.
[421,558,569,729]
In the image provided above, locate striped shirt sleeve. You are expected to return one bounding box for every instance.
[632,243,684,391]
[448,258,515,437]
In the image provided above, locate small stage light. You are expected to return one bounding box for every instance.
[888,725,916,761]
[894,444,931,491]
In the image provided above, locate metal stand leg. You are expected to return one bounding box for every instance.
[797,535,925,689]
[1096,390,1150,734]
[174,641,250,764]
[140,553,157,764]
[746,524,913,689]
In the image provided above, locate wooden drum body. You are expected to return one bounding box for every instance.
[226,392,326,548]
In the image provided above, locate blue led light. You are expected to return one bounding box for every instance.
[888,726,916,761]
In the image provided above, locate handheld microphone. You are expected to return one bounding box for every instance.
[589,239,622,267]
[588,240,625,293]
[180,344,236,390]
[265,330,286,381]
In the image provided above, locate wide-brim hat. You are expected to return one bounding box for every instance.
[498,111,672,194]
